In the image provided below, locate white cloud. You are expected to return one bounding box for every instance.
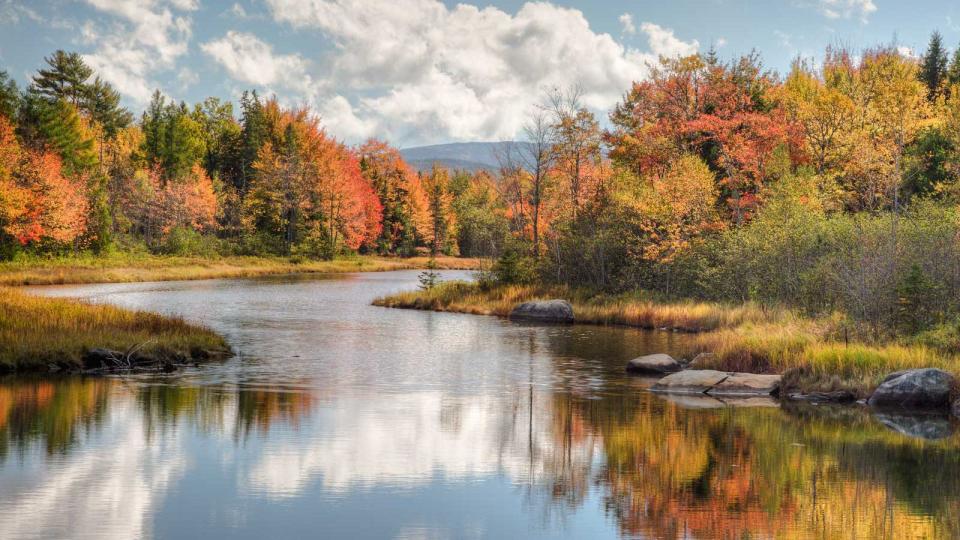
[229,2,247,18]
[815,0,877,23]
[201,31,314,96]
[82,0,194,103]
[619,13,636,35]
[263,0,697,145]
[897,45,917,59]
[640,22,699,58]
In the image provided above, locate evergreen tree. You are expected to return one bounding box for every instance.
[239,90,268,193]
[921,31,948,101]
[141,90,167,166]
[31,50,92,107]
[947,46,960,89]
[38,98,97,176]
[85,77,131,137]
[0,71,20,121]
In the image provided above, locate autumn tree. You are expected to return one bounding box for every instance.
[422,165,456,255]
[358,139,429,255]
[549,87,602,220]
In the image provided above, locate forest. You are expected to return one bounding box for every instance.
[5,33,960,350]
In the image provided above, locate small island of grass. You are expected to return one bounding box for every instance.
[0,287,230,373]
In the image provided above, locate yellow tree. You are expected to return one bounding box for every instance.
[630,154,721,264]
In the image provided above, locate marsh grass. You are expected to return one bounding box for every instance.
[0,254,480,286]
[376,281,960,397]
[0,287,230,372]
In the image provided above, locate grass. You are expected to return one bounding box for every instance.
[375,281,960,397]
[0,287,231,373]
[0,253,481,286]
[374,281,779,331]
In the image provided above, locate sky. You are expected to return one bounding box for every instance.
[1,0,960,148]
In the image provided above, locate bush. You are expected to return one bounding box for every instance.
[157,227,223,257]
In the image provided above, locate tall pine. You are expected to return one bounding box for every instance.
[921,31,948,101]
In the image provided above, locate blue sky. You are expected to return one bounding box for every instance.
[1,0,959,147]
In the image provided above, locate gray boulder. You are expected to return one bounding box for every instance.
[867,368,954,409]
[509,299,574,323]
[626,353,682,375]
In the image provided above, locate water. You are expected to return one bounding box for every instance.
[1,270,959,539]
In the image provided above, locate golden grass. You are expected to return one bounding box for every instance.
[0,254,481,286]
[376,281,960,397]
[0,287,230,372]
[374,281,780,331]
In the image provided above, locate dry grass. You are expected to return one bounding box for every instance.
[376,281,960,397]
[0,254,481,286]
[374,281,779,331]
[0,287,230,372]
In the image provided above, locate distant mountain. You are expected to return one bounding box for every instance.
[400,142,527,173]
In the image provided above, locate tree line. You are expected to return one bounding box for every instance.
[0,51,453,259]
[5,36,960,338]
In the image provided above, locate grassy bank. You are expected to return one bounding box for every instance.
[374,281,960,397]
[0,287,230,373]
[0,254,481,286]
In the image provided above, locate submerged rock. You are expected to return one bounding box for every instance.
[509,299,574,323]
[626,353,682,375]
[650,370,730,394]
[707,373,781,397]
[82,348,125,370]
[786,390,857,403]
[867,368,954,409]
[874,412,955,440]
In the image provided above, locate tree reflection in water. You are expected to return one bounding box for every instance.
[1,370,959,538]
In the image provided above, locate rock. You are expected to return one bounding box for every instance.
[707,373,781,397]
[874,412,954,440]
[82,348,124,370]
[658,393,779,409]
[626,353,682,375]
[688,352,717,369]
[509,299,574,323]
[651,370,730,394]
[786,390,857,403]
[867,368,954,409]
[952,399,960,418]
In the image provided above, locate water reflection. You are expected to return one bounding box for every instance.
[2,272,959,539]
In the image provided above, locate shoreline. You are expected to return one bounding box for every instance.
[0,255,482,287]
[374,281,960,399]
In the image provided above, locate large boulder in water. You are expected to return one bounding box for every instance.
[626,353,682,375]
[509,299,574,323]
[867,368,954,409]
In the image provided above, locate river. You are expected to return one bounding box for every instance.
[1,270,958,539]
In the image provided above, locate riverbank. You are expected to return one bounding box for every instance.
[374,281,960,397]
[0,287,230,373]
[0,254,481,286]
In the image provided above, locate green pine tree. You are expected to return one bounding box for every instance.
[921,31,949,101]
[0,70,20,120]
[31,50,93,107]
[38,98,97,176]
